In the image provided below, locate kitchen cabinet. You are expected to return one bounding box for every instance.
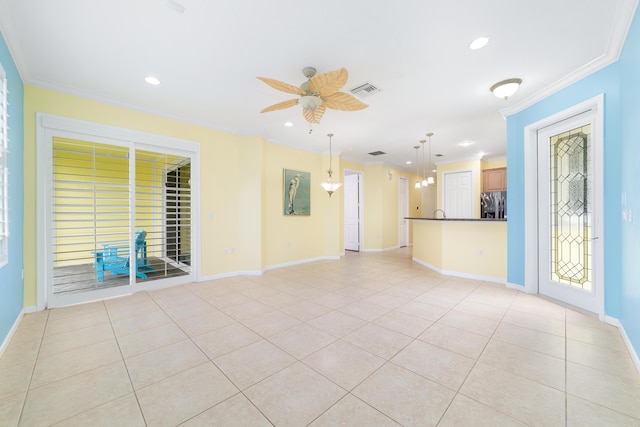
[482,167,506,192]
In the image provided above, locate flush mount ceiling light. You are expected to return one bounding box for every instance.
[469,37,490,50]
[144,76,161,85]
[490,78,522,100]
[284,121,293,127]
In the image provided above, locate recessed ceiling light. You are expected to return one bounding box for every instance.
[469,37,490,50]
[406,161,412,165]
[284,121,293,127]
[144,76,161,85]
[458,140,474,147]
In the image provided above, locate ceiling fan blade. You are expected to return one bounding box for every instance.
[302,105,326,124]
[260,98,299,113]
[309,67,348,97]
[257,77,306,95]
[323,91,368,111]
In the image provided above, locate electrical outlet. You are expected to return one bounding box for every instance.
[231,247,235,254]
[224,248,228,255]
[478,249,484,256]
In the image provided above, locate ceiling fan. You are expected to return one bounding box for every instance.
[258,67,368,124]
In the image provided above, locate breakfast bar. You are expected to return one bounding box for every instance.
[407,218,507,283]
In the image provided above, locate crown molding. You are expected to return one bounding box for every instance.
[500,0,638,117]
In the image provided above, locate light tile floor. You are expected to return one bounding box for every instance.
[1,248,640,426]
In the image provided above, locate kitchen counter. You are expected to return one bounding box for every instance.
[405,217,506,222]
[410,218,507,282]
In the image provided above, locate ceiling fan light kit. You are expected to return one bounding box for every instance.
[258,66,368,124]
[490,78,522,100]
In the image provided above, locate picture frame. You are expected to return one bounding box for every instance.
[283,168,310,215]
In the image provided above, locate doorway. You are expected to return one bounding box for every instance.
[166,162,191,266]
[398,177,408,247]
[524,95,604,317]
[37,114,200,309]
[344,171,363,252]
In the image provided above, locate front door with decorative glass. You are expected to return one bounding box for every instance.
[537,111,601,314]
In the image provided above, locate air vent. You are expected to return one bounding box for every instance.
[368,151,386,156]
[350,81,382,98]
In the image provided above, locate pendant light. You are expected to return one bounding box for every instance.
[420,140,428,187]
[426,132,435,185]
[413,146,421,188]
[320,133,342,197]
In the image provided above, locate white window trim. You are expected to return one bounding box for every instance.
[36,113,201,309]
[0,63,8,268]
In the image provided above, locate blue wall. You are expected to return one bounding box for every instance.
[507,8,639,355]
[619,5,640,359]
[0,32,24,346]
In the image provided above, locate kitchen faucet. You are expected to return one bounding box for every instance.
[433,209,446,219]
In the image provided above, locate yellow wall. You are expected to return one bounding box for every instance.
[23,86,346,305]
[23,85,429,306]
[412,220,507,281]
[482,158,507,170]
[262,142,332,266]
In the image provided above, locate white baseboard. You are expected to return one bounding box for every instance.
[0,309,24,359]
[199,270,263,282]
[362,245,401,253]
[265,256,338,271]
[412,257,440,272]
[506,282,531,293]
[198,256,341,282]
[412,257,506,284]
[605,315,640,375]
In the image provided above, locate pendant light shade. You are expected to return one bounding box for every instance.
[420,139,428,186]
[426,132,435,185]
[413,146,421,188]
[320,133,342,197]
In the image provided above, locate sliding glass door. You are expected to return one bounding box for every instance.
[40,118,198,309]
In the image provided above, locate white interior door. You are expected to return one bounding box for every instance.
[537,110,602,313]
[443,170,473,218]
[344,173,360,251]
[398,177,408,247]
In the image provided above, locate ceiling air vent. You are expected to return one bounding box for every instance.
[350,81,381,98]
[368,151,386,156]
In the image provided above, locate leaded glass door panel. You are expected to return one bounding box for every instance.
[537,113,600,313]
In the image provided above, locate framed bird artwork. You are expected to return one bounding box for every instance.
[283,169,311,215]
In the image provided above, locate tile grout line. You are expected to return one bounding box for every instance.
[16,309,50,427]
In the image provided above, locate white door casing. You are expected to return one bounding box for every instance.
[398,177,408,247]
[36,114,200,309]
[523,95,604,318]
[344,173,360,251]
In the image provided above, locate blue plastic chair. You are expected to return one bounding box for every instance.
[94,229,154,282]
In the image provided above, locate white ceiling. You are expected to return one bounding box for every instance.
[0,0,636,171]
